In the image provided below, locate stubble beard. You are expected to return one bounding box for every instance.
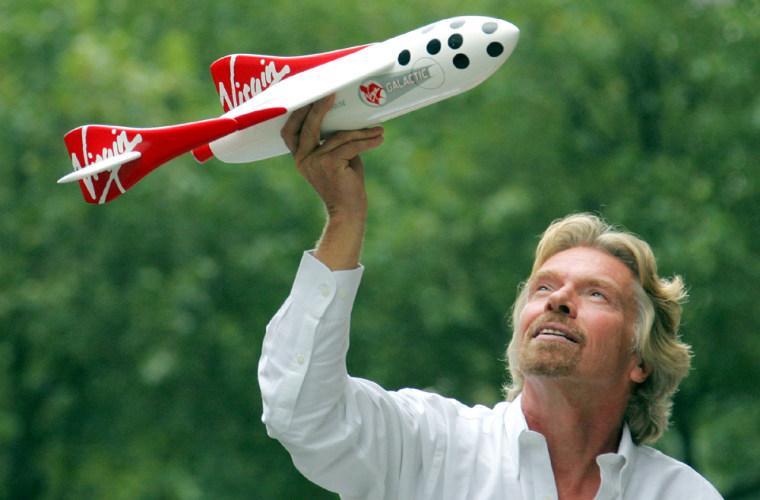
[518,314,586,378]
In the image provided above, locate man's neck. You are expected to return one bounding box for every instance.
[520,380,629,500]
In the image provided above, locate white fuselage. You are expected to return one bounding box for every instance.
[208,16,519,163]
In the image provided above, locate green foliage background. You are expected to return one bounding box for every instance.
[2,0,758,498]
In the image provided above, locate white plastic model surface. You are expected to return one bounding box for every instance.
[60,16,519,203]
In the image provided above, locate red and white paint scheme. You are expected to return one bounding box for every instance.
[60,16,519,203]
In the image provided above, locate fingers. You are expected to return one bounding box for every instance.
[280,95,336,159]
[319,126,384,152]
[296,95,335,160]
[281,94,384,172]
[280,104,311,154]
[316,127,384,166]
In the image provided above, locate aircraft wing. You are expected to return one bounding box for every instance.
[226,42,396,119]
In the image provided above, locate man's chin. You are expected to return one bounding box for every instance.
[518,343,580,377]
[521,363,576,378]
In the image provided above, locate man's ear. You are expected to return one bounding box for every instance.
[630,359,650,384]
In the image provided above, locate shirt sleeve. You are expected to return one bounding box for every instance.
[259,250,363,436]
[258,252,447,499]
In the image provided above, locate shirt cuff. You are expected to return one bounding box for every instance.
[290,251,364,320]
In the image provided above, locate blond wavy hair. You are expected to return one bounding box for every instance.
[504,213,691,444]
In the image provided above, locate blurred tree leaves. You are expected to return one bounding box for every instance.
[1,0,758,498]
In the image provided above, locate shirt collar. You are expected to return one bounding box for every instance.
[596,422,636,494]
[504,393,637,491]
[503,394,529,475]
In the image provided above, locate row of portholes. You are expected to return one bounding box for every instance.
[398,23,506,70]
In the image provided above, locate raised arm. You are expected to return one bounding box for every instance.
[262,96,467,498]
[280,94,384,270]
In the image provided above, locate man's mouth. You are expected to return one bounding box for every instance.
[533,327,579,344]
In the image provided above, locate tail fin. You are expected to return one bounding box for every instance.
[61,108,287,203]
[62,119,239,203]
[211,45,370,113]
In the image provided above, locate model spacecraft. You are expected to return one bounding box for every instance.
[59,16,519,203]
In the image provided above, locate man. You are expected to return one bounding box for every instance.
[258,95,722,499]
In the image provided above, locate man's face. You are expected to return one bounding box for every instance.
[516,246,646,391]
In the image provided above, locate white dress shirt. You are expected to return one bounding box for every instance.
[259,252,723,500]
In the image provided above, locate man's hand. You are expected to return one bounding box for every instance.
[281,95,384,270]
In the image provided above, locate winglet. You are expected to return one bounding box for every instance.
[58,150,141,184]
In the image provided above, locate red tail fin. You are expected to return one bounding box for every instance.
[62,106,286,203]
[210,45,370,113]
[63,119,239,203]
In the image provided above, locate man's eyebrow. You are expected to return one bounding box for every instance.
[531,270,555,280]
[527,269,558,287]
[584,277,625,299]
[528,271,625,299]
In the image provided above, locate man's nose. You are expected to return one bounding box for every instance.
[545,288,577,317]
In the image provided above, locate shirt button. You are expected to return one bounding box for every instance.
[296,354,305,365]
[319,285,331,297]
[337,288,347,299]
